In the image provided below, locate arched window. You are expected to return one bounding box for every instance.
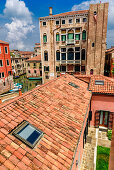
[67,48,74,60]
[81,49,86,60]
[56,50,60,61]
[82,30,86,40]
[56,33,60,42]
[90,69,93,75]
[43,33,47,43]
[68,30,74,40]
[44,51,48,61]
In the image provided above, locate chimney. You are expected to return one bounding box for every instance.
[19,89,22,96]
[49,7,52,15]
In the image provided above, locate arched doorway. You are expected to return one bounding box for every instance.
[67,48,74,60]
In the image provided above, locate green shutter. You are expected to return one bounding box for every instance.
[43,35,47,43]
[68,33,74,40]
[75,34,80,40]
[56,34,60,41]
[61,35,66,41]
[82,31,86,40]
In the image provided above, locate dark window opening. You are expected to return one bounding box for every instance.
[61,48,66,52]
[67,48,74,60]
[81,49,86,60]
[81,66,85,72]
[0,73,1,78]
[34,70,37,74]
[45,75,49,79]
[28,63,30,67]
[3,82,5,86]
[7,60,9,66]
[28,70,30,73]
[56,66,60,72]
[75,47,80,51]
[90,69,93,75]
[83,18,87,22]
[5,47,8,53]
[62,20,65,24]
[44,51,48,61]
[56,20,59,25]
[76,19,80,23]
[11,120,43,148]
[92,43,95,47]
[56,51,60,61]
[2,72,4,77]
[75,65,80,72]
[75,52,80,60]
[44,66,49,72]
[69,19,72,23]
[8,71,11,75]
[0,60,3,67]
[94,11,97,15]
[61,53,66,60]
[60,66,66,72]
[43,22,46,26]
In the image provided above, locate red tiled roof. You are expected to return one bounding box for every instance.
[26,55,41,62]
[75,75,114,94]
[41,10,89,18]
[0,40,9,44]
[106,47,114,53]
[0,74,91,169]
[19,51,34,55]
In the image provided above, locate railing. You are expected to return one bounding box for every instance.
[66,39,75,44]
[60,60,80,64]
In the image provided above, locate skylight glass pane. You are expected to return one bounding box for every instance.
[18,124,34,139]
[69,82,79,88]
[95,80,104,85]
[27,130,41,144]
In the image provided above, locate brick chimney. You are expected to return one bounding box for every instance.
[49,7,52,15]
[19,89,22,96]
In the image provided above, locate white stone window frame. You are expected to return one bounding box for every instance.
[76,17,81,24]
[68,18,73,24]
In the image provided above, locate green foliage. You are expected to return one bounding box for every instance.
[107,130,112,140]
[96,146,110,170]
[112,63,114,65]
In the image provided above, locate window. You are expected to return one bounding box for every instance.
[75,52,80,60]
[44,66,49,72]
[67,48,74,60]
[82,30,86,40]
[28,63,30,67]
[3,82,5,86]
[76,28,80,32]
[81,66,85,72]
[68,82,79,88]
[81,49,86,60]
[12,120,43,148]
[5,47,8,54]
[43,34,47,43]
[2,72,4,77]
[56,33,60,42]
[75,65,80,72]
[61,53,66,60]
[28,70,30,73]
[33,63,36,68]
[56,20,59,25]
[56,66,60,72]
[69,19,72,24]
[75,34,80,40]
[15,60,18,63]
[90,69,93,75]
[7,59,9,66]
[76,19,80,23]
[75,47,80,51]
[61,48,66,52]
[62,20,65,24]
[44,51,48,61]
[95,80,104,85]
[61,35,66,42]
[8,71,11,75]
[34,70,37,74]
[56,51,60,61]
[45,75,49,79]
[43,22,46,26]
[68,33,74,40]
[0,46,1,54]
[0,73,1,78]
[60,66,66,72]
[83,18,87,22]
[92,42,95,47]
[94,11,97,15]
[0,60,3,67]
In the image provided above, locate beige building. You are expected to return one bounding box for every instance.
[34,43,41,56]
[11,50,34,77]
[39,2,109,83]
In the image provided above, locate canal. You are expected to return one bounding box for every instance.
[14,74,42,93]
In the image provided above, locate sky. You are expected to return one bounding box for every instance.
[0,0,113,51]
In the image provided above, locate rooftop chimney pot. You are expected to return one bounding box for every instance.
[49,7,52,15]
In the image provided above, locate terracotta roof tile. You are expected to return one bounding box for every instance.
[26,55,41,62]
[0,74,91,169]
[0,40,9,44]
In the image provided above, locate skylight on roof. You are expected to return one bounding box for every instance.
[11,121,43,148]
[68,82,79,88]
[95,80,104,85]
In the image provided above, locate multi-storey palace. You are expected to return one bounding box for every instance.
[39,2,109,83]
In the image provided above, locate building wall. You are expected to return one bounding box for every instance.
[91,94,114,126]
[0,43,13,94]
[26,62,42,78]
[87,3,109,75]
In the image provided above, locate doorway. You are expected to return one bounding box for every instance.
[99,111,109,127]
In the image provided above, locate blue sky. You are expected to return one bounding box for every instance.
[0,0,113,50]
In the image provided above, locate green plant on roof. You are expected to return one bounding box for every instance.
[107,130,112,140]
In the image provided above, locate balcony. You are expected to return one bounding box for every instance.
[66,39,75,45]
[60,60,80,64]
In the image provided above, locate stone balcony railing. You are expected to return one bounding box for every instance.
[60,60,80,64]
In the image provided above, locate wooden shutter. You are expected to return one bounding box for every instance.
[108,112,113,129]
[95,111,100,128]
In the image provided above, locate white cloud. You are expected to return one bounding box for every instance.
[72,0,114,48]
[4,0,35,50]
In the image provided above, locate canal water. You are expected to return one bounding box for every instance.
[14,74,42,93]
